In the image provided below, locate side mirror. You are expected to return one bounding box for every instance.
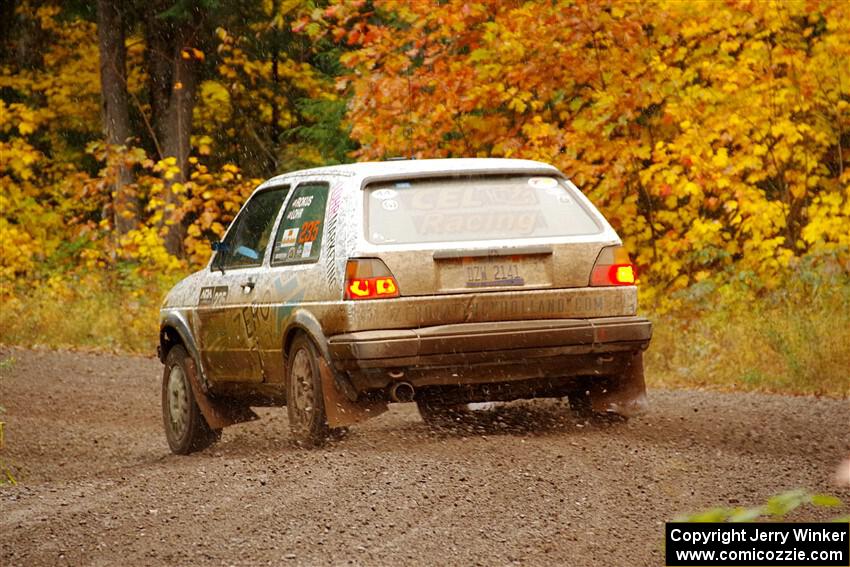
[210,241,228,273]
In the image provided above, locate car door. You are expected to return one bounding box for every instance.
[195,186,290,383]
[250,180,333,382]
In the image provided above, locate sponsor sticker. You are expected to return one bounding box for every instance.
[286,208,304,221]
[372,189,397,200]
[198,286,228,305]
[528,177,558,189]
[302,241,313,258]
[291,195,314,208]
[382,199,399,211]
[280,227,299,246]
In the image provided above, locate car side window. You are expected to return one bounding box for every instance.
[271,182,329,265]
[217,186,289,270]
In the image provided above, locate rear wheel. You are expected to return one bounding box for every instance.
[162,345,220,454]
[286,334,330,447]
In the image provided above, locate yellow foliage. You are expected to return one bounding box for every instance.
[0,220,37,280]
[338,0,850,310]
[2,0,848,342]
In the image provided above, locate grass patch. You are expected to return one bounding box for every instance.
[1,266,848,397]
[0,272,170,354]
[645,271,850,398]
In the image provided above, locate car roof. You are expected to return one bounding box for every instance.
[258,158,561,189]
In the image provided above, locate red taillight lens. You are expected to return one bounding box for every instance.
[346,276,399,299]
[344,259,400,300]
[591,246,637,286]
[614,264,636,284]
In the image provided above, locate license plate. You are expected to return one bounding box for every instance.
[465,263,524,287]
[436,256,552,291]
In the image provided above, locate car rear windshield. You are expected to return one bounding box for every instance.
[365,175,602,244]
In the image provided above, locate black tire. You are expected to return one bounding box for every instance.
[416,399,472,429]
[286,334,330,447]
[162,345,220,454]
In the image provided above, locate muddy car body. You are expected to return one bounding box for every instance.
[159,158,651,452]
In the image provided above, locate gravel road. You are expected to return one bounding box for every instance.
[1,347,848,566]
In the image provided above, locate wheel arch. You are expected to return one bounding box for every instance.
[281,309,359,402]
[159,310,210,391]
[282,309,332,361]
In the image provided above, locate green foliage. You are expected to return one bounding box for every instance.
[675,490,848,523]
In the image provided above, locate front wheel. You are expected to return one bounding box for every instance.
[286,334,330,447]
[162,345,220,454]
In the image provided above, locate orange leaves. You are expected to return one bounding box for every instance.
[3,0,848,311]
[180,47,205,61]
[335,0,850,304]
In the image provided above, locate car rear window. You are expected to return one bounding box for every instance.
[365,175,602,244]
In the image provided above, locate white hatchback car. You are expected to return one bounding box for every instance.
[158,158,651,452]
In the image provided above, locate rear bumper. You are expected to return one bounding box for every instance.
[327,316,651,373]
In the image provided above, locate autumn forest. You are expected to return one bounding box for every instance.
[1,0,848,394]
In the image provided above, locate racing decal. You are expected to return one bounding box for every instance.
[298,220,321,243]
[372,188,397,200]
[198,286,229,305]
[323,184,343,287]
[382,199,399,211]
[528,176,558,189]
[280,227,299,247]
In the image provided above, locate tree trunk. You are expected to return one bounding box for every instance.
[144,7,172,153]
[146,6,201,257]
[4,0,46,70]
[0,0,16,61]
[97,0,137,236]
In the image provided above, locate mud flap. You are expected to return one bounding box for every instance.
[185,357,259,430]
[590,351,648,418]
[318,358,387,428]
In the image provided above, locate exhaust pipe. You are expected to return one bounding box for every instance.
[389,381,415,403]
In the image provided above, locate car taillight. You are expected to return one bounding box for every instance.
[591,245,637,286]
[344,258,400,300]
